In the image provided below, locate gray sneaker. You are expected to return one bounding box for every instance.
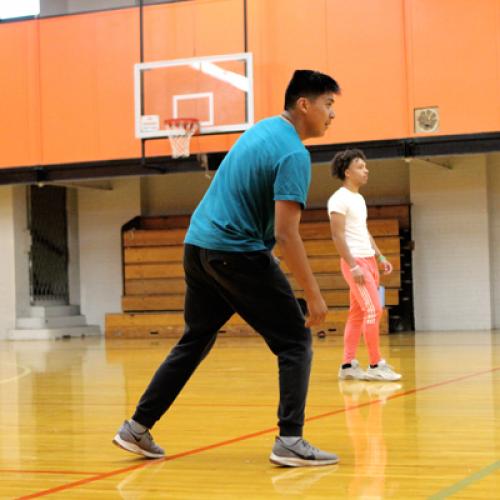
[112,420,165,459]
[269,437,339,467]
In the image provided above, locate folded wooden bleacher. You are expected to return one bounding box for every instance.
[106,207,404,338]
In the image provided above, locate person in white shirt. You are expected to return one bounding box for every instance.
[328,149,401,381]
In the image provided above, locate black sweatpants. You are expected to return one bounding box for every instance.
[132,243,312,436]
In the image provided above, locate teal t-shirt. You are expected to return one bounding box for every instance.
[184,116,311,252]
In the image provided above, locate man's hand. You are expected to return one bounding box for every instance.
[378,256,393,275]
[275,200,327,328]
[304,292,328,327]
[351,264,365,285]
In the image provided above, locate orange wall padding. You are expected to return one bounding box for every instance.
[0,0,499,169]
[0,21,41,167]
[407,0,500,135]
[39,8,140,164]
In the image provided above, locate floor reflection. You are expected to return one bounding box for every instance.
[115,460,167,500]
[339,380,402,499]
[269,464,339,495]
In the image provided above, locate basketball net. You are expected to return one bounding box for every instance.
[164,118,200,158]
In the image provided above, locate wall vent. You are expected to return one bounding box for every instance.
[414,107,439,133]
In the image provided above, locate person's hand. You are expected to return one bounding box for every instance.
[304,293,328,327]
[378,255,393,275]
[351,264,365,285]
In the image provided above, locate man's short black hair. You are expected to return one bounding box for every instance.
[331,149,367,180]
[284,70,341,110]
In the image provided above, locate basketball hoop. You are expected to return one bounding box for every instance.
[164,118,200,158]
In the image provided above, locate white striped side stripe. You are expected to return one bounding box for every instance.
[357,284,378,325]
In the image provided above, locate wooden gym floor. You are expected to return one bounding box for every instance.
[1,331,499,498]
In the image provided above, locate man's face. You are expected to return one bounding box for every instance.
[346,158,369,186]
[303,92,336,137]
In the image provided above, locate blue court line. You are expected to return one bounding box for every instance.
[428,460,500,499]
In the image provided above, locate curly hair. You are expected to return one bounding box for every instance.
[331,149,367,180]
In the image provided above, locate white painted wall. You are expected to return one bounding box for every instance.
[310,159,410,209]
[141,159,410,216]
[78,178,141,331]
[0,187,16,339]
[487,153,500,328]
[0,185,31,338]
[410,155,492,330]
[141,170,211,216]
[12,186,31,319]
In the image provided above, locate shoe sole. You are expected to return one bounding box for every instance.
[269,452,339,467]
[338,375,367,381]
[364,374,402,381]
[112,434,165,459]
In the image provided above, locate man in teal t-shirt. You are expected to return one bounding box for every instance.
[114,70,341,467]
[185,116,311,252]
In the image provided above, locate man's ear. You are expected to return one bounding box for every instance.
[296,96,309,114]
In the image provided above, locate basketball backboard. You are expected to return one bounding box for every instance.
[134,52,254,139]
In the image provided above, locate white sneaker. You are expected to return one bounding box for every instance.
[338,359,366,380]
[365,359,402,381]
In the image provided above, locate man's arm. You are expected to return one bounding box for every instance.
[369,233,393,275]
[329,212,365,284]
[368,233,383,259]
[275,200,327,327]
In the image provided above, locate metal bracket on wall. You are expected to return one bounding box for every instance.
[404,157,453,170]
[53,181,114,191]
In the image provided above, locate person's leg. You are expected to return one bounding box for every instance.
[203,249,310,436]
[347,258,383,366]
[343,293,364,363]
[114,245,234,457]
[361,258,402,381]
[114,244,235,459]
[340,259,365,364]
[131,245,235,429]
[201,249,338,466]
[337,259,369,380]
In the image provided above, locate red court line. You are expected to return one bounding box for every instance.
[16,365,500,499]
[172,402,334,408]
[0,470,99,476]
